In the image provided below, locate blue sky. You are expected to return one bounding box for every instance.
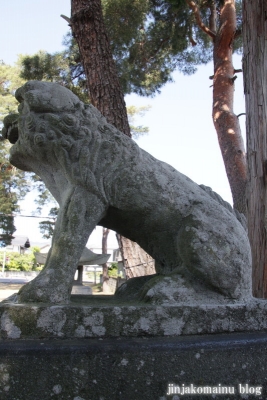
[0,0,246,244]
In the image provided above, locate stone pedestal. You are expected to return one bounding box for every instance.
[1,295,267,339]
[0,332,266,399]
[1,294,267,399]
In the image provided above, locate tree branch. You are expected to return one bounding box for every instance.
[189,36,197,46]
[234,28,242,38]
[60,14,71,25]
[209,3,217,33]
[186,0,216,39]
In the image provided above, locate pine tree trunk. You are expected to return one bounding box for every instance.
[116,235,155,279]
[187,1,247,214]
[71,0,155,278]
[243,0,267,297]
[212,0,247,214]
[71,0,131,136]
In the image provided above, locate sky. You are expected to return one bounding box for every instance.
[0,0,246,248]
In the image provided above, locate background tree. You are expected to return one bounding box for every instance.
[186,0,246,213]
[70,0,131,136]
[103,0,246,213]
[243,0,267,297]
[20,50,89,103]
[1,246,41,271]
[0,63,30,244]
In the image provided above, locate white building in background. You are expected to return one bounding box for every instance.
[5,235,31,254]
[4,235,50,255]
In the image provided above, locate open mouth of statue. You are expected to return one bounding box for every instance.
[2,114,19,144]
[6,121,19,144]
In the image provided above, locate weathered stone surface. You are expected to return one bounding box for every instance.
[2,81,251,304]
[1,296,267,339]
[0,332,266,400]
[71,286,92,295]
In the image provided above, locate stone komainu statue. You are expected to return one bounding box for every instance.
[2,81,251,304]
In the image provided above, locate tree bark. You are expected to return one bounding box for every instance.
[116,234,155,279]
[71,0,155,278]
[243,0,267,297]
[71,0,131,136]
[187,0,247,214]
[212,0,247,214]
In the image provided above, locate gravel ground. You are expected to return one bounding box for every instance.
[0,282,111,301]
[0,283,23,301]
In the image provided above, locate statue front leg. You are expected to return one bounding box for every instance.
[17,188,106,303]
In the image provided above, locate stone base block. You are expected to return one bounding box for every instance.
[1,295,267,339]
[0,332,266,399]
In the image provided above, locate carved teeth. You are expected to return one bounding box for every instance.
[7,126,12,137]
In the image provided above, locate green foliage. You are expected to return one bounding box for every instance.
[0,153,31,246]
[101,0,242,96]
[1,246,40,271]
[127,105,151,139]
[20,48,89,104]
[19,43,151,138]
[0,61,25,122]
[0,215,16,247]
[0,121,30,244]
[0,61,33,245]
[0,58,58,218]
[57,1,243,99]
[102,0,211,96]
[108,262,119,277]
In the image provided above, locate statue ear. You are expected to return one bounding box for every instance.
[15,86,24,103]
